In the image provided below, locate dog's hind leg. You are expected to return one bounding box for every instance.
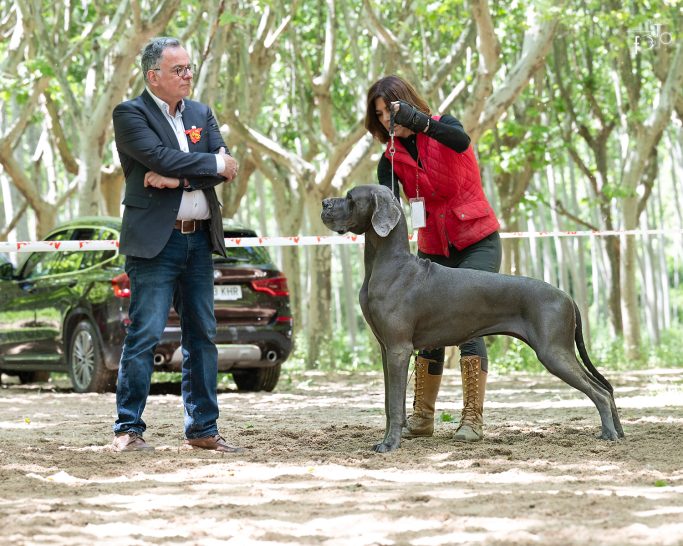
[571,302,624,437]
[537,350,620,440]
[582,369,624,438]
[374,343,414,453]
[610,396,624,438]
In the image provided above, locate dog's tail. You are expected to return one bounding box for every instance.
[574,300,614,395]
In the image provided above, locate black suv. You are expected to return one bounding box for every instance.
[0,217,293,393]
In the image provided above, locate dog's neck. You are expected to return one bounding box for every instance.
[364,211,412,271]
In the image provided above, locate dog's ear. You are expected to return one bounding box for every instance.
[371,190,401,237]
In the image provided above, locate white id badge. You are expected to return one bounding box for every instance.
[409,197,426,229]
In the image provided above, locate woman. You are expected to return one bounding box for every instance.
[364,75,502,442]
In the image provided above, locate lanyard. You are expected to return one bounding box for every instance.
[389,112,421,199]
[389,109,396,198]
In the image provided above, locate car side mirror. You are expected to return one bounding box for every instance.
[0,261,15,280]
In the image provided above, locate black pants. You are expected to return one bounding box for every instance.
[417,232,502,372]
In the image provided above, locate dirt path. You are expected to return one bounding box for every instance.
[1,368,682,545]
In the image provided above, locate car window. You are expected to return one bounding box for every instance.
[0,253,13,279]
[216,245,272,264]
[20,230,72,279]
[45,227,99,274]
[78,227,118,269]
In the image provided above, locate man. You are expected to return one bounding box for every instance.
[111,37,241,453]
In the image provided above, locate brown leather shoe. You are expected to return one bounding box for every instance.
[112,432,154,452]
[185,434,244,453]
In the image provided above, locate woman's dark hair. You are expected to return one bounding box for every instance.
[365,75,431,144]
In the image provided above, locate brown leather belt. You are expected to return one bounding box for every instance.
[174,219,209,234]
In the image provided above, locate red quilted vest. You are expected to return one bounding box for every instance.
[384,116,500,255]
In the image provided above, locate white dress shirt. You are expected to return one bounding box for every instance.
[147,89,225,221]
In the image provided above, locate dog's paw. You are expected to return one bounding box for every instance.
[372,441,399,453]
[597,429,620,441]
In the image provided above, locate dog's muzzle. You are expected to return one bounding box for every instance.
[321,199,347,234]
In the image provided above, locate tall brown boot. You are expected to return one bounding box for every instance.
[402,356,443,438]
[453,355,487,442]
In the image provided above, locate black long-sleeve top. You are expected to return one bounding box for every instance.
[378,114,470,198]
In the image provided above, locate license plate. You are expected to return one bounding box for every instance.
[214,285,242,301]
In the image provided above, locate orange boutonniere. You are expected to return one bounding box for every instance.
[185,126,203,144]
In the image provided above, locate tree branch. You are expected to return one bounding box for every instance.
[427,21,476,98]
[566,145,600,196]
[0,200,28,240]
[461,0,500,133]
[222,112,316,181]
[553,198,600,231]
[0,142,46,213]
[44,92,78,175]
[312,0,337,141]
[467,4,562,141]
[622,42,683,191]
[0,76,50,146]
[319,123,370,193]
[330,133,375,192]
[362,0,419,83]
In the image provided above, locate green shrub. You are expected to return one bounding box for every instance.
[486,337,541,373]
[287,328,382,371]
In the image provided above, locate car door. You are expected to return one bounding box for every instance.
[0,254,29,364]
[25,229,104,363]
[0,230,75,368]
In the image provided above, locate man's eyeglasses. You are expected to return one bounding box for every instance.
[152,64,195,77]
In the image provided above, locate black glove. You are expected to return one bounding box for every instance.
[392,100,430,133]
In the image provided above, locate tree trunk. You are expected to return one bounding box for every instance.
[604,236,622,336]
[305,244,332,369]
[101,167,124,217]
[340,244,358,348]
[620,198,641,359]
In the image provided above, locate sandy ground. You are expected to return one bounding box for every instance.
[0,367,682,546]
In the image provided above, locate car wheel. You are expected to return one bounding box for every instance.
[17,371,51,384]
[232,364,281,392]
[68,320,116,393]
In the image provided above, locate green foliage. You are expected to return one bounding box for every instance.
[483,325,683,374]
[587,326,683,371]
[439,411,455,423]
[487,337,543,373]
[152,372,182,382]
[590,335,631,370]
[219,12,247,26]
[648,329,683,368]
[25,58,55,78]
[287,327,382,371]
[602,184,637,200]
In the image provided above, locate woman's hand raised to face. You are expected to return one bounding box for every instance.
[391,100,430,133]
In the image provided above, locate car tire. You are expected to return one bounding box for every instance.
[18,371,51,384]
[232,364,281,392]
[68,320,116,393]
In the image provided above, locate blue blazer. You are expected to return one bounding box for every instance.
[113,90,228,258]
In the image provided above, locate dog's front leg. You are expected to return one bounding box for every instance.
[373,345,412,453]
[379,344,390,436]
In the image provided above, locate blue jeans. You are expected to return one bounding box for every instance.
[113,229,219,439]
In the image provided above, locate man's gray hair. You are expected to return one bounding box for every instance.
[141,37,182,82]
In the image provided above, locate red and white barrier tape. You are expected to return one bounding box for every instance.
[0,228,681,253]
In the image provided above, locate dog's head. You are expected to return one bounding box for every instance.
[321,185,402,237]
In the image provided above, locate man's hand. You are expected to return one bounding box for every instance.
[218,147,238,181]
[144,171,181,189]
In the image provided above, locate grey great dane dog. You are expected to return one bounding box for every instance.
[321,184,624,453]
